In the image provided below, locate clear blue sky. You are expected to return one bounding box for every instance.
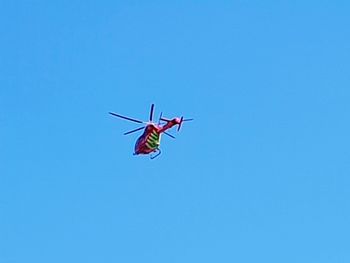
[1,1,349,262]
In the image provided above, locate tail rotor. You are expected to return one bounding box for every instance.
[177,116,193,131]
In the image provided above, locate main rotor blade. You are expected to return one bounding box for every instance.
[124,126,145,135]
[183,118,194,122]
[163,132,176,139]
[149,104,154,122]
[160,117,171,122]
[109,112,144,124]
[158,112,163,125]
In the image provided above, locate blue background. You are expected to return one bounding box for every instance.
[1,1,349,262]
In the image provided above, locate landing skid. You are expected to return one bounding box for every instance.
[150,148,161,159]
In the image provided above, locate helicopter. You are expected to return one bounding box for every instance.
[109,104,193,159]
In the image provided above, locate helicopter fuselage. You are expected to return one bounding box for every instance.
[134,121,178,155]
